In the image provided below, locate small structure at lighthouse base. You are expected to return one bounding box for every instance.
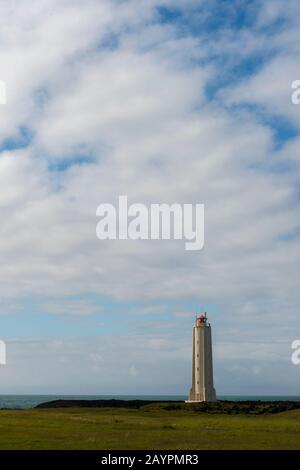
[186,312,217,402]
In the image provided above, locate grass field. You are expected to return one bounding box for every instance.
[0,405,299,449]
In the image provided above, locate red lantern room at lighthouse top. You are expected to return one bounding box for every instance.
[195,312,208,327]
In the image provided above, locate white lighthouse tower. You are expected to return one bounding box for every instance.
[187,312,216,402]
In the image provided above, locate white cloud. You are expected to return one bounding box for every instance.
[41,299,102,316]
[0,1,299,308]
[1,332,297,395]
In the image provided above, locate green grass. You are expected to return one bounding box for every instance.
[0,406,299,449]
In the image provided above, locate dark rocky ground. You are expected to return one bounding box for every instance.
[35,399,300,414]
[36,399,173,409]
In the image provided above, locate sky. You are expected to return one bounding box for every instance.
[0,0,299,395]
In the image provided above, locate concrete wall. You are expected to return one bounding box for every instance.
[189,323,216,402]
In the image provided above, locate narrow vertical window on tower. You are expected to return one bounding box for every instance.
[186,312,217,402]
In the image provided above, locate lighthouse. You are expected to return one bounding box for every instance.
[187,312,216,402]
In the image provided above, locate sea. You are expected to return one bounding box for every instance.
[0,395,299,409]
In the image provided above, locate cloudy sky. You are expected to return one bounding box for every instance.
[0,0,299,395]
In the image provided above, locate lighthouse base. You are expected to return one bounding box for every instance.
[185,399,217,403]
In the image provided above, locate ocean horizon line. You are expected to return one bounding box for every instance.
[0,394,299,410]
